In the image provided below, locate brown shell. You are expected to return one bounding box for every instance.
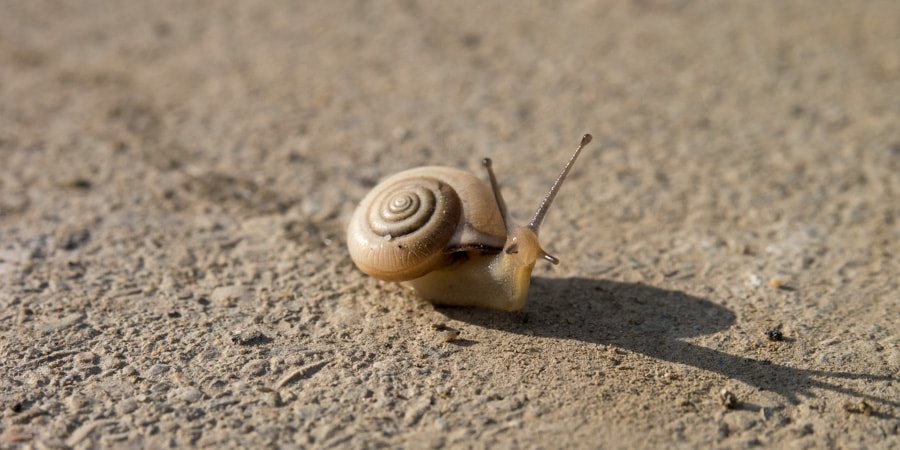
[347,166,507,282]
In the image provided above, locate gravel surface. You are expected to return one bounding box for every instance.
[1,1,899,448]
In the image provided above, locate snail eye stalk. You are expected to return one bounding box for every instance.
[482,158,514,235]
[528,134,592,236]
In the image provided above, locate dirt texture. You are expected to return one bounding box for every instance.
[1,1,899,448]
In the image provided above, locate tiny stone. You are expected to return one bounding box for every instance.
[263,390,283,407]
[66,395,89,413]
[116,398,139,414]
[148,364,169,376]
[179,388,203,403]
[860,401,873,416]
[210,285,249,306]
[80,365,102,377]
[440,330,460,343]
[746,273,762,287]
[100,357,123,371]
[75,351,97,364]
[719,388,739,409]
[765,328,784,341]
[232,329,271,346]
[242,359,268,377]
[844,401,874,416]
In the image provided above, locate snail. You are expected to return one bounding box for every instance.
[347,134,593,312]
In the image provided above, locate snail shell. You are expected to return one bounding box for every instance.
[347,134,593,311]
[346,167,506,282]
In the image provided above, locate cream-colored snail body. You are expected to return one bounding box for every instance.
[347,134,593,312]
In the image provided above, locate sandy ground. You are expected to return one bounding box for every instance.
[1,1,899,448]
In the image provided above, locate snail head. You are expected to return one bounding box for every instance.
[483,133,593,266]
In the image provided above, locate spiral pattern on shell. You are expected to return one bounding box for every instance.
[347,174,462,281]
[367,184,440,238]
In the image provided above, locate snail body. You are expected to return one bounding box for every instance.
[347,134,593,312]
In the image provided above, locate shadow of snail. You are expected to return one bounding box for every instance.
[438,278,898,415]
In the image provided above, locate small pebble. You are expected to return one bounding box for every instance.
[843,401,874,416]
[440,330,460,343]
[100,356,123,371]
[75,351,97,364]
[80,365,102,377]
[179,388,203,403]
[860,402,874,416]
[263,390,282,407]
[66,395,89,413]
[242,359,268,377]
[746,273,763,287]
[719,388,739,409]
[116,398,139,414]
[765,328,784,341]
[210,285,249,306]
[232,329,271,346]
[148,364,169,376]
